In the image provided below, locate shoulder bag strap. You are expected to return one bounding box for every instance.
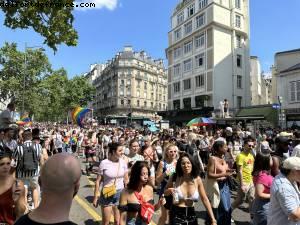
[113,161,121,185]
[134,191,143,203]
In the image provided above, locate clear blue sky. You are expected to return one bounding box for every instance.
[0,0,300,78]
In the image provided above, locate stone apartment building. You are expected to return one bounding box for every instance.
[88,46,167,125]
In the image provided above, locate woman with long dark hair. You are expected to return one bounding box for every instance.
[93,143,129,225]
[251,152,273,225]
[119,161,162,225]
[164,153,217,225]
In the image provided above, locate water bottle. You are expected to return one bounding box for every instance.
[173,182,179,204]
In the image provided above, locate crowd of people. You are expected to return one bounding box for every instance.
[0,104,300,225]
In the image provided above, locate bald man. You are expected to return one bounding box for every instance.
[14,153,81,225]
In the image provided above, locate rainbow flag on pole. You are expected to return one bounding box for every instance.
[16,114,32,126]
[71,107,91,127]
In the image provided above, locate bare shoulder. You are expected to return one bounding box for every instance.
[194,176,203,185]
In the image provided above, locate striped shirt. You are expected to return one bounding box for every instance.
[13,140,42,178]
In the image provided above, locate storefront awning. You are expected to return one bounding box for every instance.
[235,106,277,123]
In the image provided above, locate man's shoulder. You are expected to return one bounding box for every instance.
[15,214,78,225]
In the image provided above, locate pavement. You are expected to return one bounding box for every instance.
[69,158,251,225]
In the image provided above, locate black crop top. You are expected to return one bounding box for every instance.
[118,199,155,212]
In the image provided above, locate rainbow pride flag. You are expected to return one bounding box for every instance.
[71,107,91,127]
[16,115,32,126]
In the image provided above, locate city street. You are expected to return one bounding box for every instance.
[69,159,251,225]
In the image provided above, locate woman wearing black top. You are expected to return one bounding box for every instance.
[119,161,162,225]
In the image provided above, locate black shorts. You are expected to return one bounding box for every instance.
[71,145,77,153]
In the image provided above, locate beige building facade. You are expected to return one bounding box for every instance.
[272,48,300,127]
[250,56,271,105]
[166,0,251,117]
[89,46,167,123]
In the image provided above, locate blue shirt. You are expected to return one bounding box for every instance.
[268,173,300,225]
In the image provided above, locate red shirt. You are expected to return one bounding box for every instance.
[0,187,15,225]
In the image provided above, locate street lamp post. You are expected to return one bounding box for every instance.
[22,43,45,116]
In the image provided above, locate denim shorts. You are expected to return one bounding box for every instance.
[127,217,147,225]
[99,189,122,207]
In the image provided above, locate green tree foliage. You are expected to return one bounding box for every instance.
[0,42,51,107]
[0,0,78,51]
[0,42,95,121]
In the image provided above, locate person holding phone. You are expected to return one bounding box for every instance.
[0,151,26,225]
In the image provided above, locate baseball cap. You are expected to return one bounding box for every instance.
[282,157,300,170]
[225,127,233,133]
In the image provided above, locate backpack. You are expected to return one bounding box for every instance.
[20,144,38,171]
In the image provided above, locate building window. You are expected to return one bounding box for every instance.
[174,64,181,77]
[173,100,180,109]
[159,103,162,110]
[184,41,193,54]
[151,93,154,100]
[196,13,205,28]
[120,89,124,96]
[195,95,205,107]
[144,92,147,99]
[195,74,205,87]
[137,80,141,88]
[144,82,147,89]
[151,102,153,108]
[237,96,242,108]
[173,82,180,93]
[235,0,241,9]
[183,98,191,109]
[174,47,182,59]
[144,101,147,107]
[137,100,140,107]
[236,35,241,48]
[237,54,242,67]
[184,79,191,90]
[177,11,184,25]
[183,59,192,72]
[127,79,131,85]
[121,99,124,105]
[290,81,300,102]
[195,53,205,68]
[237,75,242,89]
[187,4,195,17]
[195,33,205,48]
[127,99,131,105]
[174,28,182,41]
[199,0,208,10]
[184,21,193,35]
[127,87,131,96]
[137,90,140,97]
[159,94,162,101]
[235,15,241,28]
[121,80,125,86]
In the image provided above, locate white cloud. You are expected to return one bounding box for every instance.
[262,71,272,79]
[75,0,118,11]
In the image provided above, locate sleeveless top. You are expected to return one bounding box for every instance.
[0,187,15,225]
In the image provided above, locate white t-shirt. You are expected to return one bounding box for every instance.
[53,133,63,148]
[292,144,300,157]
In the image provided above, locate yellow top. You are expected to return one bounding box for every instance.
[236,152,254,184]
